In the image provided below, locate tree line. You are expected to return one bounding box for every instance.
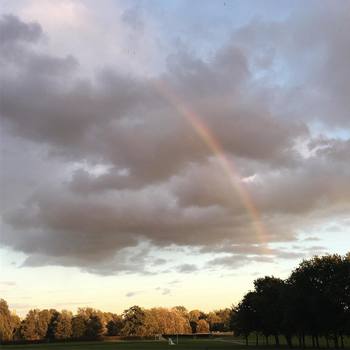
[231,253,350,348]
[1,253,349,347]
[0,301,231,343]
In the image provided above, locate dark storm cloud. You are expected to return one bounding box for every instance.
[0,4,349,275]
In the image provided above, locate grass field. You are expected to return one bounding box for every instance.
[0,338,241,350]
[2,336,350,350]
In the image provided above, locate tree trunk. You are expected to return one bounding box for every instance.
[285,334,293,348]
[302,333,306,349]
[274,334,280,347]
[256,333,259,346]
[245,335,248,346]
[326,336,329,349]
[299,334,302,349]
[334,334,339,349]
[340,334,344,349]
[312,335,315,348]
[316,335,320,348]
[266,335,269,345]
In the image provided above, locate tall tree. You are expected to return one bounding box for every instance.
[0,299,13,341]
[106,315,122,336]
[71,315,87,339]
[121,306,146,336]
[197,319,210,333]
[231,291,258,346]
[21,310,41,340]
[54,311,72,340]
[253,276,285,347]
[86,315,104,339]
[46,309,60,340]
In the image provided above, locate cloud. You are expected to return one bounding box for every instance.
[0,14,42,44]
[126,291,143,298]
[155,287,172,295]
[176,264,199,273]
[161,288,171,295]
[0,6,349,275]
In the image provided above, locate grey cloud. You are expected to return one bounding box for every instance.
[126,291,143,298]
[208,254,273,269]
[155,287,171,295]
[207,247,313,269]
[176,264,199,273]
[0,9,349,275]
[233,3,350,128]
[0,14,42,45]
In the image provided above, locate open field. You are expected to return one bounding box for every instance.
[0,339,238,350]
[2,337,350,350]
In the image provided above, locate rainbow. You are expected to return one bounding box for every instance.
[154,80,268,247]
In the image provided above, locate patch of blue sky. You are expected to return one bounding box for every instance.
[309,120,350,140]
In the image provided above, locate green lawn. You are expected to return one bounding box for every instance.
[1,339,239,350]
[2,337,350,350]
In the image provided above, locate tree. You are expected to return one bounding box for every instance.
[106,315,122,336]
[36,309,53,339]
[253,276,286,347]
[10,313,21,341]
[142,307,191,335]
[197,319,209,333]
[0,299,13,341]
[72,315,87,339]
[46,309,60,340]
[121,306,146,336]
[189,309,206,333]
[77,308,107,335]
[208,309,232,332]
[21,309,40,340]
[86,315,104,339]
[288,253,350,348]
[54,311,72,340]
[231,292,258,346]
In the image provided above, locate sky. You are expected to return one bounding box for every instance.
[0,0,349,317]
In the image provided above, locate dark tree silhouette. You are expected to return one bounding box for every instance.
[231,253,350,348]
